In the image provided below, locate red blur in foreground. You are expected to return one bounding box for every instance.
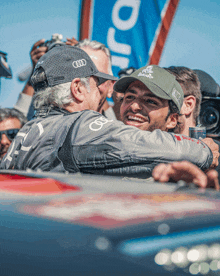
[0,174,80,194]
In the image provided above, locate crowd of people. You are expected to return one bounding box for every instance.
[0,37,219,190]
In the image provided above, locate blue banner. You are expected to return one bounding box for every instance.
[88,0,172,76]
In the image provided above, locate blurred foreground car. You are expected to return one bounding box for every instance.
[0,170,220,275]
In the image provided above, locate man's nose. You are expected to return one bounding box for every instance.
[130,101,142,112]
[1,134,11,145]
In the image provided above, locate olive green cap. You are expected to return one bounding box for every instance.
[114,65,184,112]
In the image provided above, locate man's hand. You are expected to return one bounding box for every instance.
[30,39,48,67]
[30,37,78,68]
[202,138,219,169]
[20,39,48,97]
[152,161,219,190]
[66,37,78,46]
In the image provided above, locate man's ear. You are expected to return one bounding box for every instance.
[181,96,196,116]
[70,78,85,102]
[166,113,178,131]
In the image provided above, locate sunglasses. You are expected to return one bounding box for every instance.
[0,129,20,141]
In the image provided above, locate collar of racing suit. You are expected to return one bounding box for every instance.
[34,106,71,118]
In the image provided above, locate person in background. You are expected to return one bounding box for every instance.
[75,39,116,117]
[0,108,27,160]
[193,68,220,139]
[163,66,220,186]
[164,66,201,136]
[14,39,48,118]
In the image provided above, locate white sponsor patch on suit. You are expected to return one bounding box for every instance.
[89,117,113,131]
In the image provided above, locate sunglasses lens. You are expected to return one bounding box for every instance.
[6,129,19,140]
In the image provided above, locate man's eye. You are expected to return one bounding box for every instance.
[125,95,135,100]
[145,99,158,105]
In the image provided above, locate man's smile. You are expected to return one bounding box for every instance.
[124,113,149,127]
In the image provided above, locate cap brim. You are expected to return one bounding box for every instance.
[114,76,138,93]
[114,75,172,100]
[94,72,118,85]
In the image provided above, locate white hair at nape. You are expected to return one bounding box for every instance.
[33,77,90,110]
[76,39,113,75]
[80,77,90,93]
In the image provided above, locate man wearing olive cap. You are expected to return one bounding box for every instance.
[0,47,215,176]
[114,65,183,132]
[114,65,219,187]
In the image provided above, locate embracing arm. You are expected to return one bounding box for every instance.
[67,112,213,175]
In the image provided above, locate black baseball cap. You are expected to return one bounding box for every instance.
[114,65,184,112]
[193,69,220,98]
[31,44,118,90]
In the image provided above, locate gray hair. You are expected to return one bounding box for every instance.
[0,108,27,126]
[76,39,113,75]
[34,77,90,110]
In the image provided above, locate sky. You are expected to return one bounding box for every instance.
[1,0,220,108]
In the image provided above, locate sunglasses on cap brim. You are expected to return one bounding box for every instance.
[0,129,20,141]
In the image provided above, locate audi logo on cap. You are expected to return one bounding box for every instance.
[72,59,87,68]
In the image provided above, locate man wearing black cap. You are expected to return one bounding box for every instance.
[0,45,216,178]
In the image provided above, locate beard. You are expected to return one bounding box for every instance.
[97,97,107,113]
[147,121,167,132]
[173,119,185,134]
[0,146,9,160]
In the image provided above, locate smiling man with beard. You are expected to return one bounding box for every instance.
[115,65,182,132]
[114,65,219,189]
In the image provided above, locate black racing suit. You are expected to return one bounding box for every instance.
[0,108,213,177]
